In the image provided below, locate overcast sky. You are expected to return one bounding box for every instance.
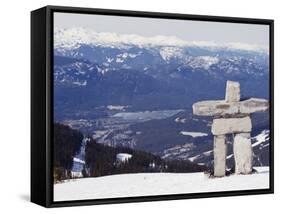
[54,12,269,46]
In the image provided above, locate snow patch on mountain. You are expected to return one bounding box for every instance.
[252,130,270,148]
[189,56,219,69]
[162,143,195,159]
[73,80,87,86]
[73,157,85,164]
[174,117,187,123]
[107,105,128,110]
[92,130,108,139]
[180,131,208,137]
[116,153,133,162]
[159,46,185,61]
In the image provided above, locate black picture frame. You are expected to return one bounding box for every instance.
[31,5,274,208]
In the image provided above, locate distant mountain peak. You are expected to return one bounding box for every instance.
[54,27,268,53]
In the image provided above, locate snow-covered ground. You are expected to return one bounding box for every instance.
[54,167,269,201]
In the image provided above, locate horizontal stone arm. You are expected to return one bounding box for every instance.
[192,100,238,116]
[192,98,268,116]
[239,98,269,114]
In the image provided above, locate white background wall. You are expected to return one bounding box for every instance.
[0,0,279,213]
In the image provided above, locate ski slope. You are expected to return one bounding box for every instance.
[54,167,269,201]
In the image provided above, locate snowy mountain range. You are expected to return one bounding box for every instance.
[54,28,269,116]
[54,27,269,52]
[54,28,269,79]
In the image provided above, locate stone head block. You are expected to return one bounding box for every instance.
[225,81,240,103]
[211,116,252,135]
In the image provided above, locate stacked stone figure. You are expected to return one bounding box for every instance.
[193,81,269,177]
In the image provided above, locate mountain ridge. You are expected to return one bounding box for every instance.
[54,27,269,53]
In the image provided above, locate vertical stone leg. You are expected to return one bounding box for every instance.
[233,133,253,174]
[213,135,227,177]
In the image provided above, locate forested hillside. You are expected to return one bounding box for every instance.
[53,123,206,182]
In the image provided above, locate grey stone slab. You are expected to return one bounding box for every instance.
[233,133,253,174]
[213,135,227,177]
[192,100,239,116]
[211,116,252,135]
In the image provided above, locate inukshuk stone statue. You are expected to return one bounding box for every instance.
[192,81,269,177]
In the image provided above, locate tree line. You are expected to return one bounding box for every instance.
[53,123,207,182]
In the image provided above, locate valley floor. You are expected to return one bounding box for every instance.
[54,167,269,201]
